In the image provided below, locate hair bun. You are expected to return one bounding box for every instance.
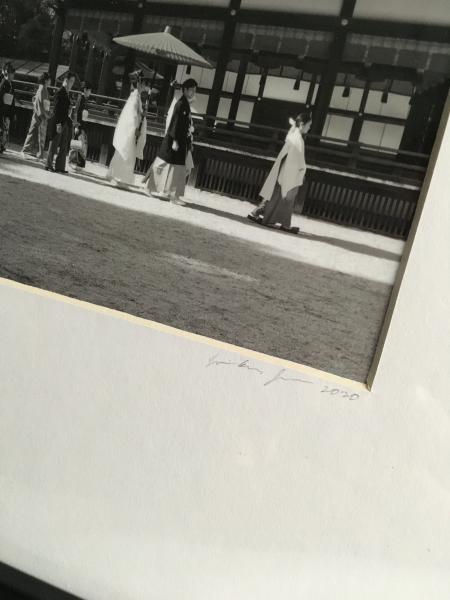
[129,69,143,82]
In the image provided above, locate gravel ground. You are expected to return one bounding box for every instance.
[0,173,392,382]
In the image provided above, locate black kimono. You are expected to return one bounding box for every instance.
[46,86,72,172]
[157,95,192,166]
[0,78,15,119]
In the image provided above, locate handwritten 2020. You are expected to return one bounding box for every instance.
[206,353,360,400]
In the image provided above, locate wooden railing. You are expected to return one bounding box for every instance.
[10,79,426,239]
[11,79,428,185]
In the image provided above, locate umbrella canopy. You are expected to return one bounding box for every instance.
[113,28,212,69]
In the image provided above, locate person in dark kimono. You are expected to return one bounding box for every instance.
[68,81,92,170]
[142,78,197,206]
[45,71,76,173]
[0,62,16,154]
[22,72,51,159]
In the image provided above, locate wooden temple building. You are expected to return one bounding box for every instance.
[10,0,450,238]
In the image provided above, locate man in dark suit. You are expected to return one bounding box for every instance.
[45,71,76,173]
[154,78,197,205]
[0,62,16,154]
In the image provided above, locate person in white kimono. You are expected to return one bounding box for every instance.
[248,112,312,232]
[107,71,147,187]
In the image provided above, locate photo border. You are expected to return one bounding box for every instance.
[367,91,450,390]
[1,87,449,392]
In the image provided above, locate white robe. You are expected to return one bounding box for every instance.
[108,89,147,186]
[260,126,306,200]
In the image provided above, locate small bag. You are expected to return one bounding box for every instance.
[3,93,13,106]
[70,139,83,151]
[82,109,89,121]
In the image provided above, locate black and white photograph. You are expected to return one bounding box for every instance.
[0,0,449,383]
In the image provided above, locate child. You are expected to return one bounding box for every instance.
[68,81,92,170]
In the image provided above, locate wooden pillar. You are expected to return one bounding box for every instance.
[69,33,80,72]
[310,0,357,137]
[400,78,449,155]
[305,73,317,109]
[257,67,268,99]
[206,0,241,120]
[349,75,371,142]
[227,52,249,127]
[98,50,113,96]
[121,2,145,98]
[162,61,178,109]
[84,41,96,84]
[48,0,67,85]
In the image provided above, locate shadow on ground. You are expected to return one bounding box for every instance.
[2,150,401,263]
[0,173,393,382]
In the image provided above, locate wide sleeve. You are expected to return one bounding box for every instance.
[34,87,44,117]
[112,91,141,160]
[165,97,177,134]
[167,101,181,140]
[174,102,190,144]
[297,138,307,171]
[131,91,141,130]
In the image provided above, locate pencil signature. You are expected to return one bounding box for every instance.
[206,353,312,387]
[206,353,360,400]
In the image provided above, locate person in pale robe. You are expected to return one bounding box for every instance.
[248,112,312,231]
[142,78,197,206]
[22,72,51,159]
[107,72,147,187]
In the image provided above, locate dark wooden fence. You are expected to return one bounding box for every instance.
[193,147,419,239]
[9,81,425,240]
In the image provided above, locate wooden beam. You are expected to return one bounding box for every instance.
[72,0,226,20]
[350,19,450,44]
[238,10,338,31]
[69,1,450,44]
